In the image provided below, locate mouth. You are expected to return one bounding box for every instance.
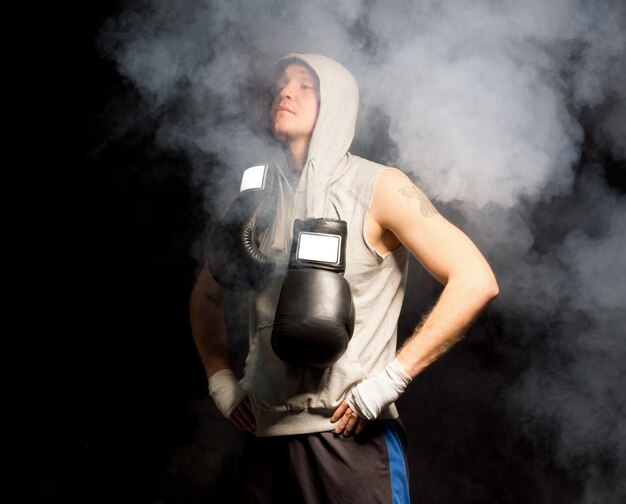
[276,104,294,114]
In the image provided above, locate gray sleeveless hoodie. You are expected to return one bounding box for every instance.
[241,53,409,436]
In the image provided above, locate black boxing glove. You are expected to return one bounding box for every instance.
[207,163,276,291]
[271,218,355,368]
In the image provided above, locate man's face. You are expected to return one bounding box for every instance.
[271,63,320,144]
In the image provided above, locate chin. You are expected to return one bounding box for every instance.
[272,129,287,142]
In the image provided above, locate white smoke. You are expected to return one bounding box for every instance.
[96,0,626,502]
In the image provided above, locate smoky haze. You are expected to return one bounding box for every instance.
[91,0,626,502]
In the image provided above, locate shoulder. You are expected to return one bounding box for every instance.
[373,166,412,189]
[339,155,413,195]
[372,167,433,206]
[370,167,439,227]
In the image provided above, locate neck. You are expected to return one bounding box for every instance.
[286,138,310,171]
[280,137,310,186]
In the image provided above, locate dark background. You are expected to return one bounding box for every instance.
[6,3,624,504]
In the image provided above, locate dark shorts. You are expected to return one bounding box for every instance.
[242,419,410,504]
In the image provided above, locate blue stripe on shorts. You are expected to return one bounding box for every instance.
[383,420,410,504]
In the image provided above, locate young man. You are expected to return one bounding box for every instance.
[190,53,499,503]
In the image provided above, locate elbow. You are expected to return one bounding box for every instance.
[449,269,499,307]
[481,270,499,304]
[463,269,498,306]
[487,282,499,303]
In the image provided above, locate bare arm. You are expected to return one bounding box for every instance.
[371,168,499,377]
[189,263,256,431]
[189,263,230,379]
[333,168,498,435]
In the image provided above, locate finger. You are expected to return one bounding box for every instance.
[333,411,350,434]
[230,405,255,431]
[342,413,359,437]
[334,406,355,434]
[229,412,246,431]
[237,413,255,432]
[331,401,349,422]
[355,418,368,435]
[239,399,256,430]
[229,409,246,430]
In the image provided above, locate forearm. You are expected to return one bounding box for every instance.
[189,267,252,424]
[190,307,229,379]
[341,275,496,427]
[189,280,230,380]
[397,274,498,378]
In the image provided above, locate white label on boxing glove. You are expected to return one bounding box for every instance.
[297,232,341,264]
[240,164,267,192]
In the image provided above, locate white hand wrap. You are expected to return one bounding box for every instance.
[346,358,412,421]
[208,369,247,419]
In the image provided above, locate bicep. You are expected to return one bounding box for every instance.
[372,169,492,285]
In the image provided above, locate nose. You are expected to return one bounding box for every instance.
[278,80,296,100]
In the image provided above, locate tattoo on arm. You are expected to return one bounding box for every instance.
[398,185,439,217]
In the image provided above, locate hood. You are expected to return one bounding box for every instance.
[271,53,360,218]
